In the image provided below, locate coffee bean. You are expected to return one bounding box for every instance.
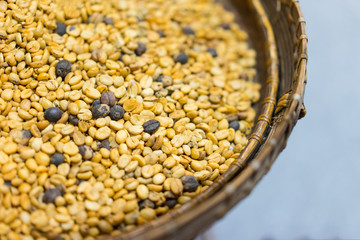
[100,139,111,150]
[109,105,125,121]
[135,42,147,56]
[175,53,188,64]
[157,29,165,38]
[103,17,114,25]
[44,107,63,123]
[163,199,177,209]
[56,22,66,36]
[229,120,240,130]
[182,26,195,35]
[50,153,65,166]
[221,23,231,30]
[207,48,218,57]
[92,99,101,106]
[55,59,72,78]
[78,145,94,160]
[22,130,32,139]
[143,119,160,133]
[92,104,110,118]
[68,115,79,126]
[139,199,155,210]
[43,188,62,204]
[181,175,199,192]
[100,92,116,106]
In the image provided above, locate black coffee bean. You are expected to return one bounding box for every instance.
[43,188,62,204]
[229,120,240,130]
[181,175,199,192]
[22,130,32,139]
[54,236,65,240]
[109,105,125,121]
[156,75,164,83]
[92,104,110,118]
[92,99,101,106]
[4,181,11,186]
[100,139,111,150]
[143,119,160,134]
[175,53,188,64]
[207,48,218,57]
[157,29,165,38]
[44,107,63,123]
[118,53,124,61]
[100,91,116,106]
[55,59,72,78]
[139,199,155,210]
[164,191,176,199]
[50,153,65,166]
[182,26,195,35]
[103,17,114,25]
[79,145,94,160]
[135,42,147,56]
[68,114,79,126]
[56,22,66,36]
[163,199,177,209]
[221,23,231,30]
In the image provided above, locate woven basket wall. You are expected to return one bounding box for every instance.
[107,0,308,239]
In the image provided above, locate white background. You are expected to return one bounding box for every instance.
[210,1,360,239]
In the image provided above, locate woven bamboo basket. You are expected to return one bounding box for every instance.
[106,0,308,239]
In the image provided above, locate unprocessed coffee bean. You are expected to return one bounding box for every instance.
[43,188,62,204]
[55,59,72,78]
[143,119,160,133]
[68,115,79,125]
[182,26,195,35]
[229,120,240,130]
[103,17,114,25]
[175,53,188,64]
[44,107,63,122]
[22,130,32,139]
[92,99,101,106]
[164,191,176,199]
[79,145,94,160]
[139,199,155,210]
[100,92,116,106]
[92,104,110,118]
[207,48,218,57]
[221,23,231,30]
[156,75,164,83]
[135,42,147,56]
[100,139,111,150]
[50,153,65,166]
[157,29,165,38]
[109,105,125,121]
[181,175,199,192]
[88,13,104,24]
[163,199,177,209]
[162,75,173,87]
[56,22,67,36]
